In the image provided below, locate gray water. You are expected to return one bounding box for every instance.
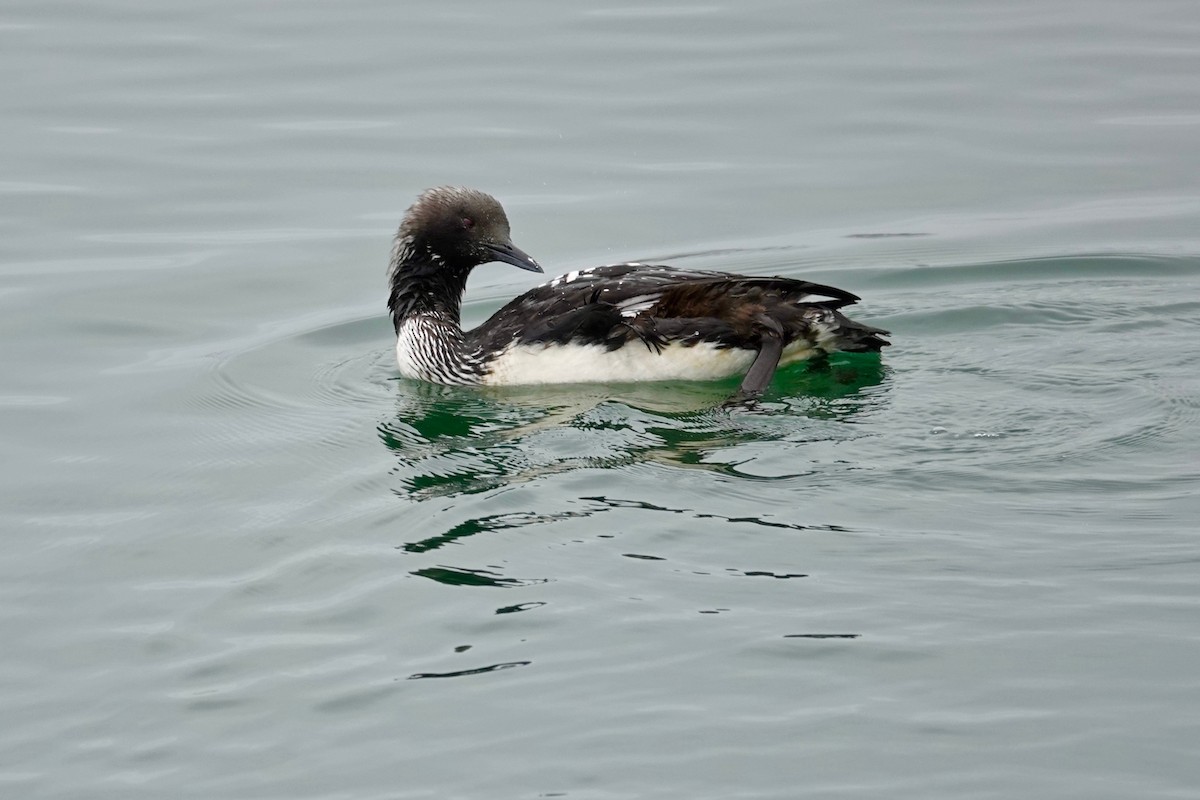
[4,1,1200,798]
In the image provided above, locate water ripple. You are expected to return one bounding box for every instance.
[407,661,532,680]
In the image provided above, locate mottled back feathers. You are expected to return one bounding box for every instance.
[469,263,887,356]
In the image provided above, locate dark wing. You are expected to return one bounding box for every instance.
[467,263,864,352]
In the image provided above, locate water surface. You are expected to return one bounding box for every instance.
[3,1,1200,798]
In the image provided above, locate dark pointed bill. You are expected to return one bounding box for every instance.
[483,241,542,273]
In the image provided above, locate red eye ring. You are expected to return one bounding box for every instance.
[461,217,475,230]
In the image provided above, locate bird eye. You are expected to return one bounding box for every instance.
[461,217,475,230]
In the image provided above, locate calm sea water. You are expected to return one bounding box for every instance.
[3,1,1200,798]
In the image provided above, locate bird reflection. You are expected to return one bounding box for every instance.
[379,354,890,505]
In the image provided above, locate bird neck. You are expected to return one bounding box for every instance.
[387,238,487,384]
[387,238,473,330]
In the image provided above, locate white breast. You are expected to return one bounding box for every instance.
[482,339,820,386]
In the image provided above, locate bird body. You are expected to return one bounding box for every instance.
[387,187,889,398]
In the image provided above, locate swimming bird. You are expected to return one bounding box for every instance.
[387,186,889,401]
